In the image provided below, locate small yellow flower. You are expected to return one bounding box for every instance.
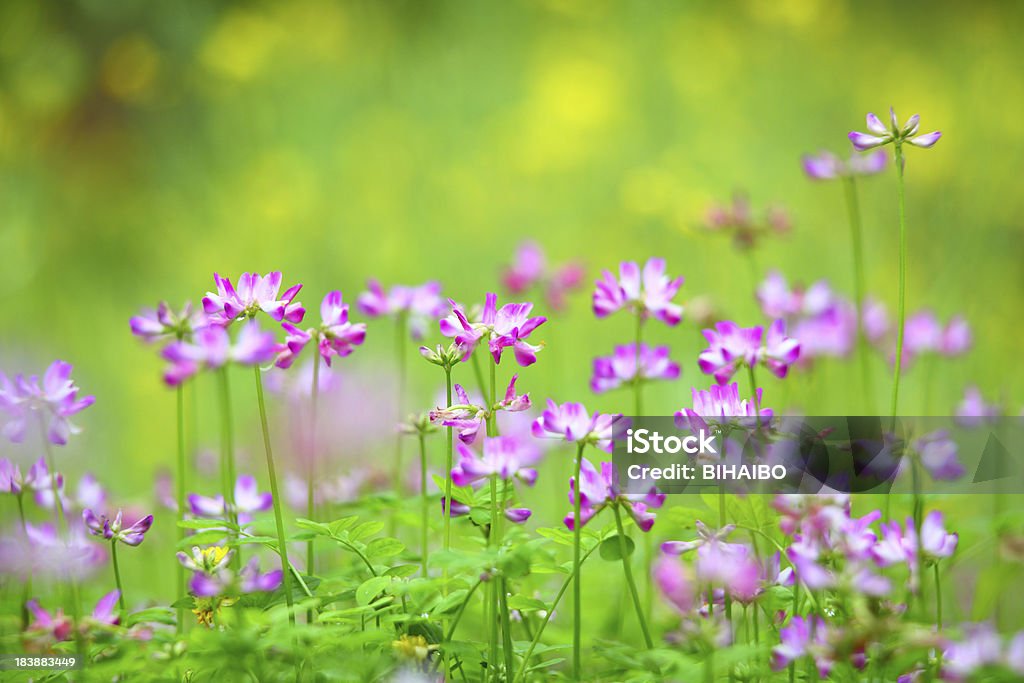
[392,634,436,662]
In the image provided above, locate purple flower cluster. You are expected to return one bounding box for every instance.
[704,193,792,250]
[441,292,547,366]
[502,241,585,311]
[0,361,95,445]
[849,109,941,152]
[83,508,154,546]
[564,458,664,532]
[358,280,446,340]
[802,149,888,180]
[698,320,800,384]
[592,258,684,325]
[590,343,680,393]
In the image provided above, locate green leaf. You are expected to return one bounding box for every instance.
[328,516,359,535]
[385,564,419,578]
[177,519,233,530]
[599,534,635,561]
[350,520,385,541]
[356,576,391,606]
[468,507,492,527]
[126,607,176,627]
[366,537,405,559]
[294,518,330,535]
[536,527,575,546]
[231,535,278,546]
[506,595,547,612]
[432,588,469,616]
[169,596,194,609]
[177,529,228,548]
[431,475,475,505]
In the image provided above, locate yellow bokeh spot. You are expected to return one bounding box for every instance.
[199,10,283,81]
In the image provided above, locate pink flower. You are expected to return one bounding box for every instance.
[563,458,664,532]
[0,522,107,581]
[802,149,888,180]
[429,376,531,445]
[849,108,941,151]
[592,258,684,325]
[162,321,277,385]
[202,272,305,326]
[652,553,694,614]
[275,291,367,369]
[913,430,964,481]
[188,475,273,525]
[531,400,620,453]
[698,320,799,384]
[357,280,446,340]
[955,386,1001,427]
[451,436,541,487]
[675,383,772,434]
[502,241,585,311]
[704,194,792,249]
[0,361,95,445]
[590,343,680,393]
[83,509,154,546]
[190,557,283,597]
[35,471,106,512]
[0,457,59,496]
[440,293,547,366]
[772,616,833,677]
[130,302,207,344]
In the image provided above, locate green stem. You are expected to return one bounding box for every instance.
[16,493,29,628]
[253,366,295,625]
[933,563,943,630]
[443,367,454,556]
[307,357,320,624]
[418,432,429,577]
[843,176,875,413]
[111,540,127,615]
[218,369,240,568]
[486,359,499,681]
[514,542,600,683]
[890,142,907,433]
[572,442,584,680]
[176,385,186,634]
[393,312,408,498]
[747,363,760,416]
[634,312,643,417]
[612,505,653,648]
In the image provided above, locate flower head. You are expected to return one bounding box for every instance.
[130,302,207,344]
[357,280,446,339]
[275,291,367,369]
[564,458,664,532]
[502,241,585,311]
[189,557,283,597]
[532,400,620,453]
[592,258,684,325]
[772,616,833,677]
[849,108,941,151]
[83,509,154,546]
[189,475,273,525]
[35,471,106,512]
[675,383,772,434]
[202,272,305,326]
[955,385,1001,427]
[162,321,277,385]
[705,194,792,249]
[429,376,531,445]
[802,149,888,180]
[698,320,799,384]
[451,436,541,487]
[590,343,680,393]
[652,552,694,614]
[440,294,547,366]
[912,430,964,481]
[177,545,234,575]
[0,361,95,445]
[0,457,59,496]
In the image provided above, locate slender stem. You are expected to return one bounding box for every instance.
[175,385,187,633]
[634,312,643,417]
[514,542,600,683]
[486,360,499,680]
[253,366,295,625]
[111,541,127,615]
[443,367,454,555]
[843,176,875,413]
[572,442,584,680]
[612,505,653,648]
[16,493,30,628]
[470,351,487,401]
[393,313,408,498]
[890,142,907,432]
[747,363,760,416]
[418,432,429,577]
[218,369,240,570]
[933,563,943,630]
[307,357,320,624]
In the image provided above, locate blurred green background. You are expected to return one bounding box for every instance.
[1,0,1023,609]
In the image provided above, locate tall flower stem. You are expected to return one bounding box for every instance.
[572,441,584,680]
[392,312,408,499]
[175,385,187,633]
[890,142,908,433]
[218,369,240,569]
[747,364,760,416]
[442,367,454,557]
[253,366,295,625]
[111,541,127,615]
[612,505,653,649]
[307,357,321,624]
[16,492,30,628]
[634,312,643,417]
[933,563,943,630]
[418,432,429,577]
[842,176,875,412]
